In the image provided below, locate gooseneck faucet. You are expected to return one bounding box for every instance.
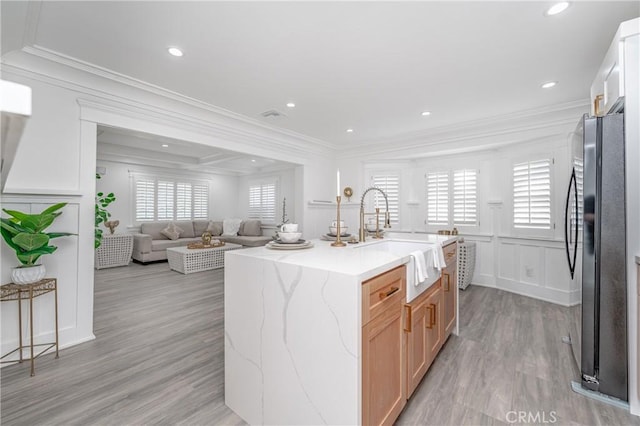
[359,187,391,242]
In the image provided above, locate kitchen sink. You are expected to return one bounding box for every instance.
[355,240,441,302]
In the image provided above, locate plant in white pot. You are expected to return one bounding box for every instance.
[1,203,75,284]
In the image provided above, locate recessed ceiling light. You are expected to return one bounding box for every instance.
[161,144,169,148]
[421,111,432,116]
[541,81,557,89]
[251,159,256,163]
[545,2,570,16]
[346,128,354,133]
[286,102,295,108]
[167,47,183,57]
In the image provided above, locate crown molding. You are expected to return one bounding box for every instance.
[2,46,591,162]
[346,99,588,149]
[2,46,337,154]
[341,108,584,160]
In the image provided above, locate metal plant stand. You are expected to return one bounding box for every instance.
[0,278,59,376]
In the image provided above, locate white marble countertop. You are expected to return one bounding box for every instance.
[228,233,457,281]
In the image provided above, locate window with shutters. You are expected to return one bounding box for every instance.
[513,159,552,229]
[426,171,449,225]
[157,181,174,220]
[135,179,155,221]
[176,183,192,220]
[133,175,209,221]
[193,184,208,220]
[425,169,479,227]
[453,169,478,226]
[369,174,400,224]
[248,180,277,224]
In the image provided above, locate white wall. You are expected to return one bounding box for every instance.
[1,50,334,355]
[1,75,97,354]
[95,159,240,229]
[336,109,585,307]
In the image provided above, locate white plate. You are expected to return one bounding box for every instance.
[266,241,314,250]
[275,239,306,244]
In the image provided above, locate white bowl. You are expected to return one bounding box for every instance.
[279,232,302,243]
[366,223,378,232]
[329,226,349,236]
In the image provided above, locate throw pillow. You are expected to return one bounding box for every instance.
[239,220,262,236]
[206,221,223,236]
[222,218,243,236]
[160,223,184,240]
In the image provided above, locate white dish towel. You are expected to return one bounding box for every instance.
[432,245,446,270]
[411,250,428,285]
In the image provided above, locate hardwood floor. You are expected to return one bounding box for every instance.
[397,286,640,426]
[1,263,638,425]
[1,262,243,426]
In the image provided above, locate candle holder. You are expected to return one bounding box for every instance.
[331,196,346,247]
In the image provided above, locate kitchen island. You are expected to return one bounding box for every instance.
[224,234,457,425]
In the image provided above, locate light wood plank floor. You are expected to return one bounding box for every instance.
[2,262,639,425]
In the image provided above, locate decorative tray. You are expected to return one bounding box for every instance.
[187,242,225,249]
[266,240,314,250]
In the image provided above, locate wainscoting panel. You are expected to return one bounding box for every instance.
[0,198,88,362]
[499,242,519,282]
[491,238,575,306]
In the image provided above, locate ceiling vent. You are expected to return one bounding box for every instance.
[260,109,287,118]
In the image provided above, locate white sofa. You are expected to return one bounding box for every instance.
[132,219,272,263]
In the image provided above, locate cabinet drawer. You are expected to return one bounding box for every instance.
[362,265,406,325]
[443,242,457,267]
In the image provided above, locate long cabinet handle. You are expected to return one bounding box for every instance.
[379,286,399,300]
[426,304,434,329]
[443,273,450,292]
[404,305,412,332]
[431,303,436,327]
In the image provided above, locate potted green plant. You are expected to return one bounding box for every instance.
[95,173,116,249]
[0,202,75,284]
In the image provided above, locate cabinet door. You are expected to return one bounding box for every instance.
[363,302,406,426]
[426,283,443,362]
[405,299,428,398]
[442,265,457,338]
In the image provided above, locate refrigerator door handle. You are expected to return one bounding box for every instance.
[564,168,577,279]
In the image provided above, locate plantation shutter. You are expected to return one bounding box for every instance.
[453,169,478,226]
[176,182,192,220]
[248,184,262,219]
[370,174,400,224]
[513,159,552,229]
[193,184,209,219]
[248,181,277,223]
[156,181,174,220]
[135,178,155,221]
[427,171,449,225]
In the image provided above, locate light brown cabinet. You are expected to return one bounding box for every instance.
[362,265,406,426]
[425,282,444,364]
[362,243,458,424]
[442,241,457,339]
[404,279,443,397]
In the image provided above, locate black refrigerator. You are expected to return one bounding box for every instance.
[565,113,628,402]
